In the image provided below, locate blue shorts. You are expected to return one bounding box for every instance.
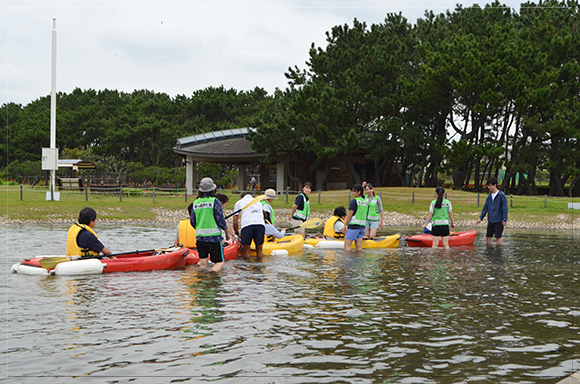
[366,220,379,229]
[240,224,265,246]
[486,222,504,238]
[345,227,366,241]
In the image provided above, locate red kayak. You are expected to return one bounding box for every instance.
[15,247,189,275]
[185,239,240,265]
[405,230,477,247]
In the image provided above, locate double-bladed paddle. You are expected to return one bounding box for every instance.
[287,217,323,231]
[38,247,178,269]
[224,194,268,219]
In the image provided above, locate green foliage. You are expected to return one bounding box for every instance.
[2,1,578,197]
[4,160,42,182]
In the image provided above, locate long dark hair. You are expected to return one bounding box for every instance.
[435,186,445,209]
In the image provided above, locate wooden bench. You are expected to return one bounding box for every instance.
[59,177,84,191]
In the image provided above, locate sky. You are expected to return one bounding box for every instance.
[2,0,526,106]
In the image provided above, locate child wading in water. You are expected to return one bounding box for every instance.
[422,186,454,249]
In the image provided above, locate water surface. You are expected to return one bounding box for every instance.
[2,225,578,383]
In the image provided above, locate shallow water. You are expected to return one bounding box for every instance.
[2,224,579,383]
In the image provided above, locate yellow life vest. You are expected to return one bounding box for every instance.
[323,216,345,239]
[178,219,197,248]
[66,223,100,257]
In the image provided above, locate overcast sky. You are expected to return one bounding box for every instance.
[2,0,525,106]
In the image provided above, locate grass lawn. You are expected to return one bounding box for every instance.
[0,185,576,226]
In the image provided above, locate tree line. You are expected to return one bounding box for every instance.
[1,1,578,196]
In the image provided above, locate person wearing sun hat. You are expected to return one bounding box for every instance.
[190,177,234,271]
[261,188,278,225]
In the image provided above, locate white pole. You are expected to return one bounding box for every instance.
[50,18,57,199]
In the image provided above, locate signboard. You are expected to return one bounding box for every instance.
[41,148,58,171]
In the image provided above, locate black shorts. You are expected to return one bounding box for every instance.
[486,222,504,238]
[240,225,265,246]
[431,225,450,237]
[197,241,224,264]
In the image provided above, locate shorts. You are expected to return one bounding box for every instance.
[345,227,366,241]
[431,225,450,237]
[197,241,224,264]
[486,222,504,238]
[291,219,306,235]
[366,220,379,229]
[240,224,266,246]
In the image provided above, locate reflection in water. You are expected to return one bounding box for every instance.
[183,269,224,332]
[4,225,579,382]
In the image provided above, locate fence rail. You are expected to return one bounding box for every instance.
[8,184,575,208]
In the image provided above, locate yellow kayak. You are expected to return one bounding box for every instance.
[250,234,304,255]
[304,234,401,249]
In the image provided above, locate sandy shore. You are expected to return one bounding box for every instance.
[1,208,578,230]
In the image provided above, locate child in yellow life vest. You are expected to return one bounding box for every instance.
[66,207,113,258]
[175,203,196,248]
[315,206,347,240]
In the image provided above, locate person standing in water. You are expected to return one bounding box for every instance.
[343,184,368,252]
[476,177,508,246]
[364,183,384,239]
[290,182,312,238]
[191,177,234,271]
[422,186,454,249]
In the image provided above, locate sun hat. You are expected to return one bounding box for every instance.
[264,188,278,199]
[199,177,217,192]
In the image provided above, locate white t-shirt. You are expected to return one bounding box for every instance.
[491,191,499,201]
[233,195,265,229]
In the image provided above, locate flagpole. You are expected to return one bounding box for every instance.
[50,18,57,200]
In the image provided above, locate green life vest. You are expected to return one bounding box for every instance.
[431,199,451,226]
[349,197,368,227]
[367,196,380,221]
[292,193,310,221]
[193,196,221,237]
[262,201,275,225]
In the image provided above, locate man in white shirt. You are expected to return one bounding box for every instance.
[233,193,266,258]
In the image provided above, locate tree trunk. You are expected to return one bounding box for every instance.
[344,153,361,187]
[569,174,580,197]
[548,138,565,197]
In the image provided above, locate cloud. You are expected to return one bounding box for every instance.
[2,0,527,105]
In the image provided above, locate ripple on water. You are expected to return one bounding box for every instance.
[4,226,579,382]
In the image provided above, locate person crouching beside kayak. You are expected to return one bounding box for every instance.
[315,206,347,240]
[343,184,369,252]
[191,177,234,272]
[66,207,113,259]
[422,187,455,249]
[175,203,197,248]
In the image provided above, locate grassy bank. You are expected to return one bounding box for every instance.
[1,184,577,229]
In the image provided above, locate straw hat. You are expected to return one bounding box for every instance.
[264,188,278,199]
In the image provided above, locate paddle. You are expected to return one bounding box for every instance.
[38,247,178,269]
[224,195,268,219]
[287,217,323,231]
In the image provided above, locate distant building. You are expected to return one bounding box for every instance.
[173,128,400,194]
